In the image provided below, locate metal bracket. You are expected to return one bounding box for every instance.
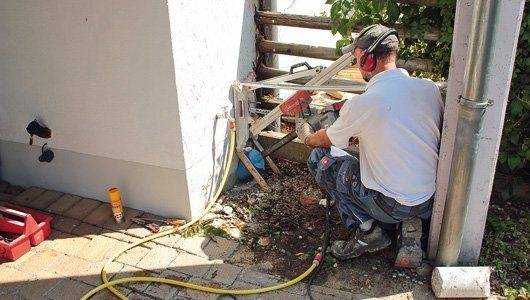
[458,95,493,109]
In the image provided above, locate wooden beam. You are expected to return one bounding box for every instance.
[236,148,271,191]
[258,66,366,90]
[255,11,440,41]
[258,40,434,72]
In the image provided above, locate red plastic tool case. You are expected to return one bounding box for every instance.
[0,204,53,261]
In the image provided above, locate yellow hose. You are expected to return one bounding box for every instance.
[81,125,321,300]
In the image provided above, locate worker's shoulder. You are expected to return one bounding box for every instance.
[408,76,440,92]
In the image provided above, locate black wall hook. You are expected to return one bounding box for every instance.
[26,119,52,145]
[38,143,54,163]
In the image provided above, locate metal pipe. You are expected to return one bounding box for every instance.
[435,0,496,266]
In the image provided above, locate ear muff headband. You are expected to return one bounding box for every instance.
[359,28,399,72]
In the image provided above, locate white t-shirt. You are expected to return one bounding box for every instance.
[326,68,443,206]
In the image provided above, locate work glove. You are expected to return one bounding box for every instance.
[295,118,314,144]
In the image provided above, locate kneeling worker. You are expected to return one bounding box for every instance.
[296,24,443,260]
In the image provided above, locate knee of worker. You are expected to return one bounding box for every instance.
[307,147,328,175]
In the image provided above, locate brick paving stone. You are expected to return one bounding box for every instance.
[45,194,81,214]
[64,197,102,220]
[203,236,240,261]
[43,231,91,256]
[45,278,95,300]
[11,186,46,206]
[175,235,210,258]
[144,269,189,299]
[101,228,142,243]
[136,245,179,273]
[72,222,103,238]
[47,254,92,277]
[0,264,33,294]
[28,189,63,210]
[83,202,113,226]
[113,264,159,292]
[152,232,181,248]
[16,271,63,300]
[5,184,25,196]
[127,292,153,300]
[101,207,144,231]
[92,287,133,300]
[177,277,225,300]
[0,192,14,202]
[15,249,67,275]
[0,180,9,192]
[76,260,124,286]
[310,284,356,299]
[203,263,242,286]
[77,235,129,262]
[116,245,150,266]
[51,215,82,233]
[236,269,281,287]
[126,222,155,239]
[227,245,255,267]
[168,251,214,277]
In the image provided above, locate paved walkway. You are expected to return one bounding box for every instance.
[0,185,415,299]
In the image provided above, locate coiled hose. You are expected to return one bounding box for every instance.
[81,124,323,300]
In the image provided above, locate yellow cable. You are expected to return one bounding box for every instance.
[82,125,320,300]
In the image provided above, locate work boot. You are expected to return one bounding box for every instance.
[331,225,391,260]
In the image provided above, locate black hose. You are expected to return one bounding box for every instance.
[307,194,332,300]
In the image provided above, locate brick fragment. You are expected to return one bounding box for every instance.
[175,235,210,257]
[203,236,240,261]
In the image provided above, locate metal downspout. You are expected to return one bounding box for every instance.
[435,0,496,266]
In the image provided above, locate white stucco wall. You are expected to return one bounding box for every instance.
[167,0,257,218]
[0,0,184,170]
[0,0,256,218]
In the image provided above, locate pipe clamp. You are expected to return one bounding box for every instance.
[458,95,493,109]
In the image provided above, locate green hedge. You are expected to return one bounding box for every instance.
[326,0,529,180]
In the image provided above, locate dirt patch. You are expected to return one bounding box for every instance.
[222,160,434,297]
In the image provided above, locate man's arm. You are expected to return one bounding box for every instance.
[304,129,332,148]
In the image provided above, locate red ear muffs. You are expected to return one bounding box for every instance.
[360,51,376,72]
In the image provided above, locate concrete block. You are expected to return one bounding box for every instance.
[16,249,66,275]
[45,194,81,214]
[177,277,225,299]
[11,186,46,206]
[203,263,242,285]
[64,198,103,220]
[76,260,124,287]
[43,231,91,257]
[431,267,491,298]
[28,190,63,210]
[112,264,158,292]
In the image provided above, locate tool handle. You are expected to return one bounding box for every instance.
[289,62,312,74]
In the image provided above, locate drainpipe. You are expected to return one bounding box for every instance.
[435,0,496,266]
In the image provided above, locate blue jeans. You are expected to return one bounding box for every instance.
[307,148,432,230]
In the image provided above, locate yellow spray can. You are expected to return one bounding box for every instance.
[108,187,124,224]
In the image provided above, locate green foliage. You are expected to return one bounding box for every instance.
[326,0,529,180]
[503,284,529,300]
